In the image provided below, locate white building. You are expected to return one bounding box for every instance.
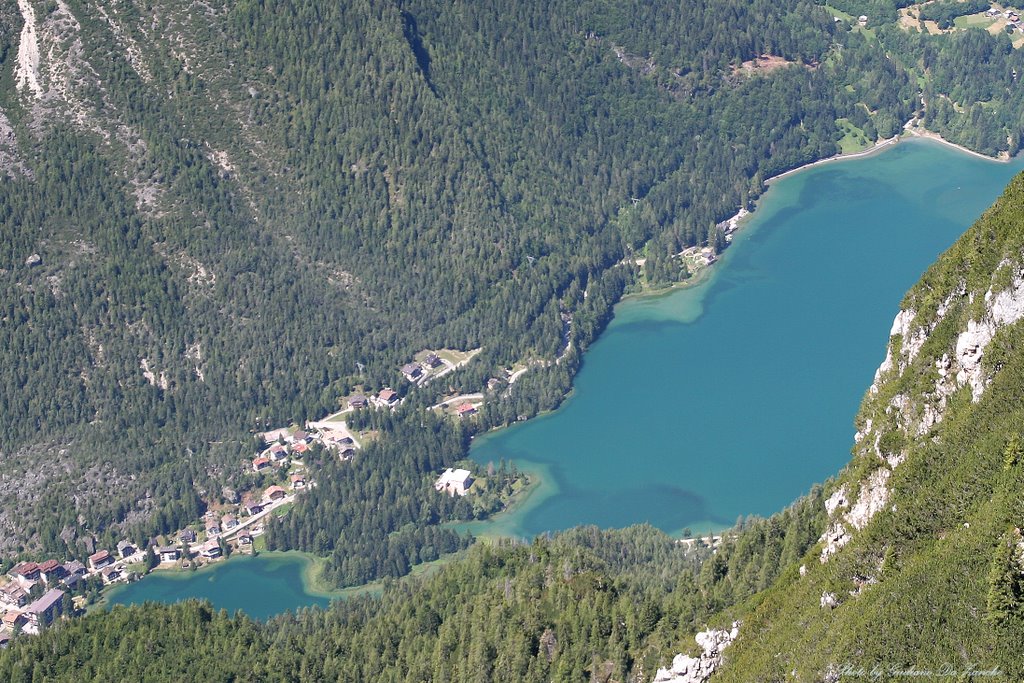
[434,468,473,496]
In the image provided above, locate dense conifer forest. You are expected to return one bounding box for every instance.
[4,0,1024,678]
[3,0,1024,623]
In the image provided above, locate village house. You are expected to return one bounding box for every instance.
[237,532,253,546]
[2,611,26,632]
[434,468,474,496]
[116,541,137,559]
[244,501,264,516]
[38,560,65,585]
[348,394,368,409]
[0,632,10,648]
[100,566,123,585]
[252,456,271,472]
[291,442,309,456]
[200,541,222,559]
[291,473,306,489]
[9,562,40,585]
[378,388,399,405]
[456,403,477,417]
[289,430,311,444]
[0,584,28,609]
[339,446,357,460]
[158,546,180,563]
[180,529,198,545]
[402,362,423,381]
[265,485,287,502]
[423,353,442,369]
[260,428,291,444]
[268,444,289,462]
[8,565,40,589]
[25,589,65,628]
[222,515,238,530]
[63,560,86,578]
[88,550,113,571]
[205,520,221,537]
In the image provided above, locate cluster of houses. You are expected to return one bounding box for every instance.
[987,7,1020,21]
[252,424,359,472]
[0,558,83,645]
[993,8,1024,31]
[160,482,296,565]
[401,352,444,383]
[679,245,718,269]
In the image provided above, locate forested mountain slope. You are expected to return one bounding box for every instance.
[0,0,848,556]
[0,516,828,682]
[3,0,1024,575]
[4,159,1024,683]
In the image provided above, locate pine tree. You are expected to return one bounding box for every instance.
[986,529,1023,627]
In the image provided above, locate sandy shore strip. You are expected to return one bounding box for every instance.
[765,135,901,184]
[902,124,1012,162]
[769,126,1010,186]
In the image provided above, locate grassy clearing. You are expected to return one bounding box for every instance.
[836,118,872,154]
[435,349,468,364]
[954,13,997,29]
[822,4,854,22]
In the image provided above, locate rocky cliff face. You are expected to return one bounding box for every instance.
[653,623,740,683]
[819,229,1024,565]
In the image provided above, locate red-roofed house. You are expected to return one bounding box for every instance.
[252,456,271,472]
[456,403,477,417]
[9,562,40,583]
[290,473,307,489]
[88,550,113,571]
[38,560,65,585]
[2,611,25,630]
[378,389,398,404]
[264,485,287,502]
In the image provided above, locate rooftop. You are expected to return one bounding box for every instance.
[27,588,65,615]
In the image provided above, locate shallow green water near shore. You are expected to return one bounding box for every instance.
[468,138,1024,539]
[104,553,342,620]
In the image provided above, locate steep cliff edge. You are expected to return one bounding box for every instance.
[678,174,1024,681]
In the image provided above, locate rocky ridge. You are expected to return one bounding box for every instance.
[653,622,741,683]
[817,256,1024,563]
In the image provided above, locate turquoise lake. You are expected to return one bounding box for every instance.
[105,139,1024,617]
[104,553,340,620]
[467,138,1024,539]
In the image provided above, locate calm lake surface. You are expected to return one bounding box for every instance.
[107,139,1024,618]
[104,553,338,620]
[468,138,1024,538]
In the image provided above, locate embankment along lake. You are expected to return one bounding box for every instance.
[468,138,1024,538]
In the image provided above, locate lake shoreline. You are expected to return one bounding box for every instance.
[623,133,1010,307]
[99,551,350,615]
[468,135,1024,541]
